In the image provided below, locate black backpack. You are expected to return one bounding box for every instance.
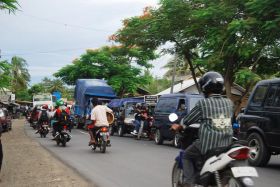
[40,110,48,121]
[60,110,69,124]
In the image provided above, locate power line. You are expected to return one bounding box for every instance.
[0,46,93,57]
[20,12,115,33]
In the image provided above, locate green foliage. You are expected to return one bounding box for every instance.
[0,0,19,13]
[113,0,280,96]
[55,46,157,97]
[0,60,11,89]
[10,56,30,92]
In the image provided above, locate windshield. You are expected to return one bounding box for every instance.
[189,97,203,110]
[33,95,52,102]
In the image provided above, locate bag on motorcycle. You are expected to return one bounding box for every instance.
[40,110,48,121]
[59,110,69,124]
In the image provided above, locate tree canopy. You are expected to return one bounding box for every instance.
[0,0,18,13]
[112,0,280,98]
[54,46,157,97]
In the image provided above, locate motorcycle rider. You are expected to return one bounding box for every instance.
[131,103,147,135]
[52,100,69,139]
[35,104,50,134]
[88,97,113,146]
[171,72,234,187]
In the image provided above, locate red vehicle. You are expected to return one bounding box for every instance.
[0,108,12,132]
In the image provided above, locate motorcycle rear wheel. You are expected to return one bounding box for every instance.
[172,162,184,187]
[100,140,106,153]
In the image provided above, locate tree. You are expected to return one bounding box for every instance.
[0,60,11,89]
[143,70,171,94]
[112,0,280,100]
[10,56,30,92]
[55,46,157,97]
[0,0,18,13]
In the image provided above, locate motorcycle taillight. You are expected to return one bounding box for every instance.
[63,125,67,130]
[101,127,108,132]
[228,147,250,160]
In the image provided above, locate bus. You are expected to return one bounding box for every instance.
[33,94,54,109]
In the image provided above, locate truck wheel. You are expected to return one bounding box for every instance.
[118,125,124,137]
[247,132,271,166]
[155,129,163,145]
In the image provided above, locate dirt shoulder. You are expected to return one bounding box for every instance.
[0,119,92,187]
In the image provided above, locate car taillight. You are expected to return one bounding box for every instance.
[228,147,249,160]
[101,127,108,132]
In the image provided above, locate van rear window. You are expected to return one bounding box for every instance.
[189,97,202,110]
[155,98,177,114]
[252,85,268,105]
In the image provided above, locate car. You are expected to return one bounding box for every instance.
[238,78,280,166]
[0,108,12,132]
[153,93,204,147]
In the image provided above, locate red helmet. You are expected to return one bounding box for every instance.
[42,104,48,110]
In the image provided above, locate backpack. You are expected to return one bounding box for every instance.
[40,110,48,121]
[60,110,69,124]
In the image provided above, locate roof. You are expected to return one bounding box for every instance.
[157,78,246,96]
[156,78,199,95]
[108,97,144,108]
[257,78,280,85]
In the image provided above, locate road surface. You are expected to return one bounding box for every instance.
[25,124,280,187]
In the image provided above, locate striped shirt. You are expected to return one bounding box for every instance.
[183,94,233,154]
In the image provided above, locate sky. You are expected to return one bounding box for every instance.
[0,0,172,84]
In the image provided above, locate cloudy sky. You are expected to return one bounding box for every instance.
[0,0,172,84]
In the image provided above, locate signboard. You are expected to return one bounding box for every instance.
[144,95,158,105]
[10,94,16,102]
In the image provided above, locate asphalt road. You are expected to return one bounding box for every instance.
[25,124,280,187]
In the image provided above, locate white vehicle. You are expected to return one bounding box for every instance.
[33,94,54,109]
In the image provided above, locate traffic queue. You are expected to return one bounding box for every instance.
[24,76,280,187]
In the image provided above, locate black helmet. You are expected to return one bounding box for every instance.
[199,71,224,94]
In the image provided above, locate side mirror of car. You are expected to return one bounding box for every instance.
[169,113,178,122]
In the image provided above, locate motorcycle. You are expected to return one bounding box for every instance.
[54,125,71,147]
[39,121,50,138]
[133,116,155,140]
[169,113,258,187]
[30,120,38,129]
[91,126,110,153]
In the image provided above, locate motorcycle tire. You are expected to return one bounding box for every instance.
[62,139,67,147]
[171,162,184,187]
[56,140,60,146]
[100,140,106,153]
[109,126,114,136]
[227,177,248,187]
[118,125,124,137]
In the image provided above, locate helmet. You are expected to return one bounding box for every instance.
[56,99,64,106]
[198,71,224,95]
[42,104,48,110]
[135,103,141,108]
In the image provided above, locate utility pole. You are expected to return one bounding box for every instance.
[170,58,178,94]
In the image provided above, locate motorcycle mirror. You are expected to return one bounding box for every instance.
[169,113,178,122]
[189,123,200,128]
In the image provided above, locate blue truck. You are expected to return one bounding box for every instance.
[74,79,116,128]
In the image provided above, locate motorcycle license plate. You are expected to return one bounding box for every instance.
[231,167,258,178]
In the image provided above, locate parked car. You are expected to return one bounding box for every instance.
[0,108,12,132]
[153,93,203,147]
[238,78,280,166]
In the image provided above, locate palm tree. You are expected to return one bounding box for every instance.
[0,0,18,13]
[162,55,191,81]
[10,56,30,92]
[0,60,11,89]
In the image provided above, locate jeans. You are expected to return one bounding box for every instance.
[133,120,141,132]
[183,141,202,185]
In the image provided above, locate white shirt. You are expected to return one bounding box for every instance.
[90,105,112,127]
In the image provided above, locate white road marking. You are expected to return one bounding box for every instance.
[78,130,88,135]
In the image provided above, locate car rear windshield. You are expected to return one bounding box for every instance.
[189,97,202,110]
